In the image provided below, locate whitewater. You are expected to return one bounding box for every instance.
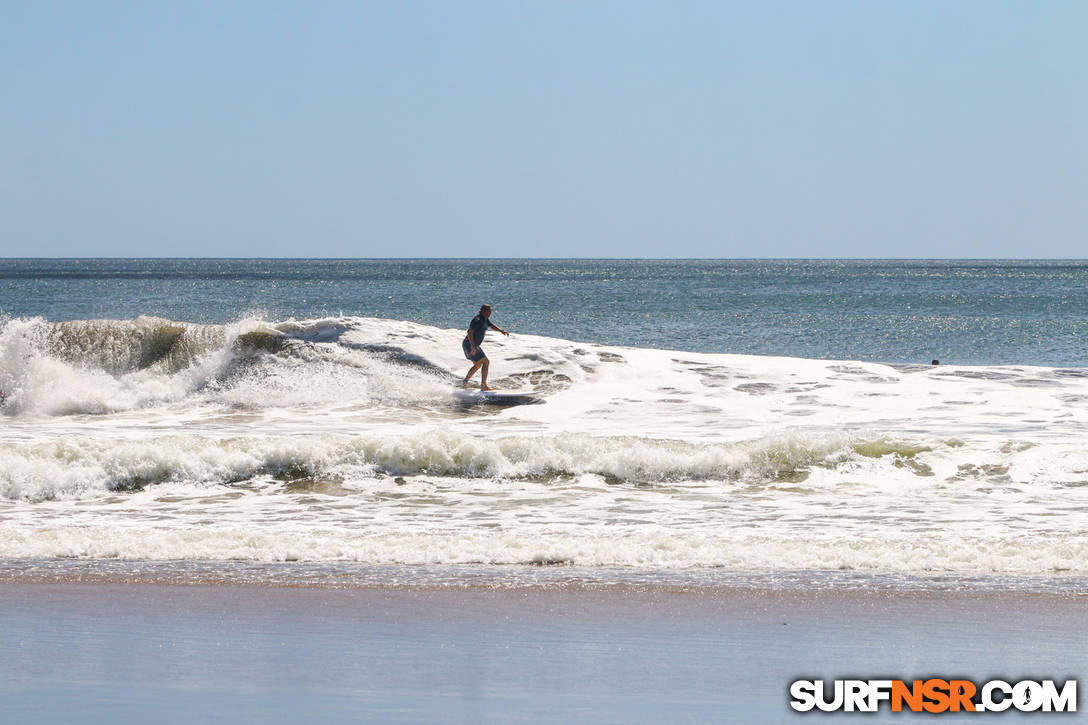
[2,314,1087,578]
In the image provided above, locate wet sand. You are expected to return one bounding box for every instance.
[1,581,1085,723]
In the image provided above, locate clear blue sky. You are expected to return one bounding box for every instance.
[1,1,1085,258]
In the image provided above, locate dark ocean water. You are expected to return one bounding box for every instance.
[1,258,1086,366]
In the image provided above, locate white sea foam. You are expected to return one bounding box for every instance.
[2,315,1087,577]
[1,524,1086,575]
[3,315,1087,441]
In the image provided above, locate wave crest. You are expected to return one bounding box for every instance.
[0,431,957,501]
[0,315,461,416]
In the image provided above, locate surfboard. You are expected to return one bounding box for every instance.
[453,389,543,406]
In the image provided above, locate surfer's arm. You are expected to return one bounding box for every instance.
[465,328,476,352]
[488,322,510,336]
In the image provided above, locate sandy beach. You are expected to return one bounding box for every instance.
[2,575,1084,723]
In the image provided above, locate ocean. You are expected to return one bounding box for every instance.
[2,259,1087,591]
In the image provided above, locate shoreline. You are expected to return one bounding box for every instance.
[2,558,1087,596]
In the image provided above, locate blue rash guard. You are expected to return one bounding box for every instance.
[462,314,490,361]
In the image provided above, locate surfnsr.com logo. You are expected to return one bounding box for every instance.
[789,679,1077,713]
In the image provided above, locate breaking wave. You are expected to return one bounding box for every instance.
[0,315,460,416]
[0,431,939,501]
[3,314,1088,580]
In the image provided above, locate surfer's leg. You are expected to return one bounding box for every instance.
[463,360,483,385]
[479,358,491,391]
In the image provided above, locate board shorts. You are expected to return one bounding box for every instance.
[462,338,486,362]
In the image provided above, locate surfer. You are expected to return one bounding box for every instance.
[462,304,509,391]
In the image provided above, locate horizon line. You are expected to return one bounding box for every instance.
[3,256,1088,263]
